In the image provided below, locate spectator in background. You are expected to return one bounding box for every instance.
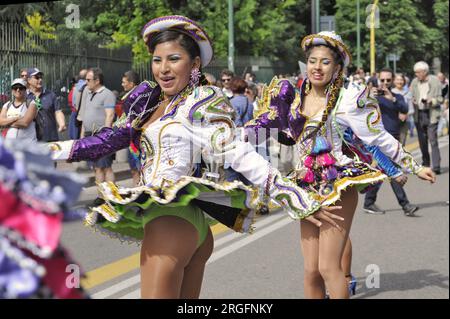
[19,68,29,92]
[121,70,141,186]
[244,72,256,83]
[443,91,449,132]
[437,72,449,136]
[351,72,365,85]
[220,69,234,99]
[392,73,414,146]
[121,70,140,95]
[27,68,66,142]
[229,77,253,127]
[72,68,88,139]
[82,67,117,205]
[67,75,79,140]
[364,68,418,216]
[112,90,121,117]
[0,78,37,142]
[296,72,304,89]
[256,82,265,99]
[365,72,371,84]
[356,68,365,82]
[438,72,449,98]
[410,61,442,175]
[245,81,258,116]
[204,72,216,86]
[19,68,29,94]
[367,71,379,89]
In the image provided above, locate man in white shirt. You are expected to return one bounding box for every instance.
[410,61,443,174]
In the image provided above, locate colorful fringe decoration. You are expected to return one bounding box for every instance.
[301,136,338,184]
[129,141,140,161]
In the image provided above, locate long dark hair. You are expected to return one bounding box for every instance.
[301,44,345,143]
[148,30,207,86]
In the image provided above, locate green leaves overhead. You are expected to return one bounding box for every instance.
[335,0,449,72]
[1,0,447,73]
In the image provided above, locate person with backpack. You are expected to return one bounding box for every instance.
[0,78,37,142]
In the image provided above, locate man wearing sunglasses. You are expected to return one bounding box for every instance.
[365,67,419,217]
[19,68,28,83]
[26,68,66,143]
[220,69,234,99]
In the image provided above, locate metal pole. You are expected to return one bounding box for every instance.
[370,0,379,74]
[228,0,235,72]
[316,0,320,33]
[393,53,397,73]
[10,65,14,84]
[311,0,316,33]
[356,0,361,68]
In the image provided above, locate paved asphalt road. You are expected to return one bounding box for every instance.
[61,136,449,299]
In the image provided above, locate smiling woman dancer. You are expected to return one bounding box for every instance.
[48,16,342,299]
[246,31,435,299]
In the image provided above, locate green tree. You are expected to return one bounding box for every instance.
[432,0,449,71]
[335,0,448,74]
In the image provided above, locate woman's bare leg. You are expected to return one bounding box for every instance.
[180,227,214,298]
[300,220,326,298]
[318,187,358,299]
[140,215,198,299]
[341,238,352,278]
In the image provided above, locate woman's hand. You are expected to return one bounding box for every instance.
[305,206,344,229]
[417,167,436,183]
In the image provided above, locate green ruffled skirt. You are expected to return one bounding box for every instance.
[85,176,262,243]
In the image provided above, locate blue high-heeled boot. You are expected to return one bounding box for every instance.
[347,274,357,296]
[324,274,357,298]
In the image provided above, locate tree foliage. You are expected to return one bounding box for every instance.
[1,0,447,73]
[335,0,449,73]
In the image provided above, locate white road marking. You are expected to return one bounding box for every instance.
[117,217,294,299]
[92,214,292,299]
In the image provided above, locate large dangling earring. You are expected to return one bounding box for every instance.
[189,68,201,88]
[305,79,311,95]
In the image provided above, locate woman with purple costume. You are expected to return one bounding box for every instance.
[48,16,342,298]
[246,31,435,298]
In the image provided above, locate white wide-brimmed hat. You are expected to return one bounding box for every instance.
[142,15,213,68]
[301,31,351,68]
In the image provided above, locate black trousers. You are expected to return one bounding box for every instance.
[415,109,441,170]
[364,179,410,208]
[363,134,410,209]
